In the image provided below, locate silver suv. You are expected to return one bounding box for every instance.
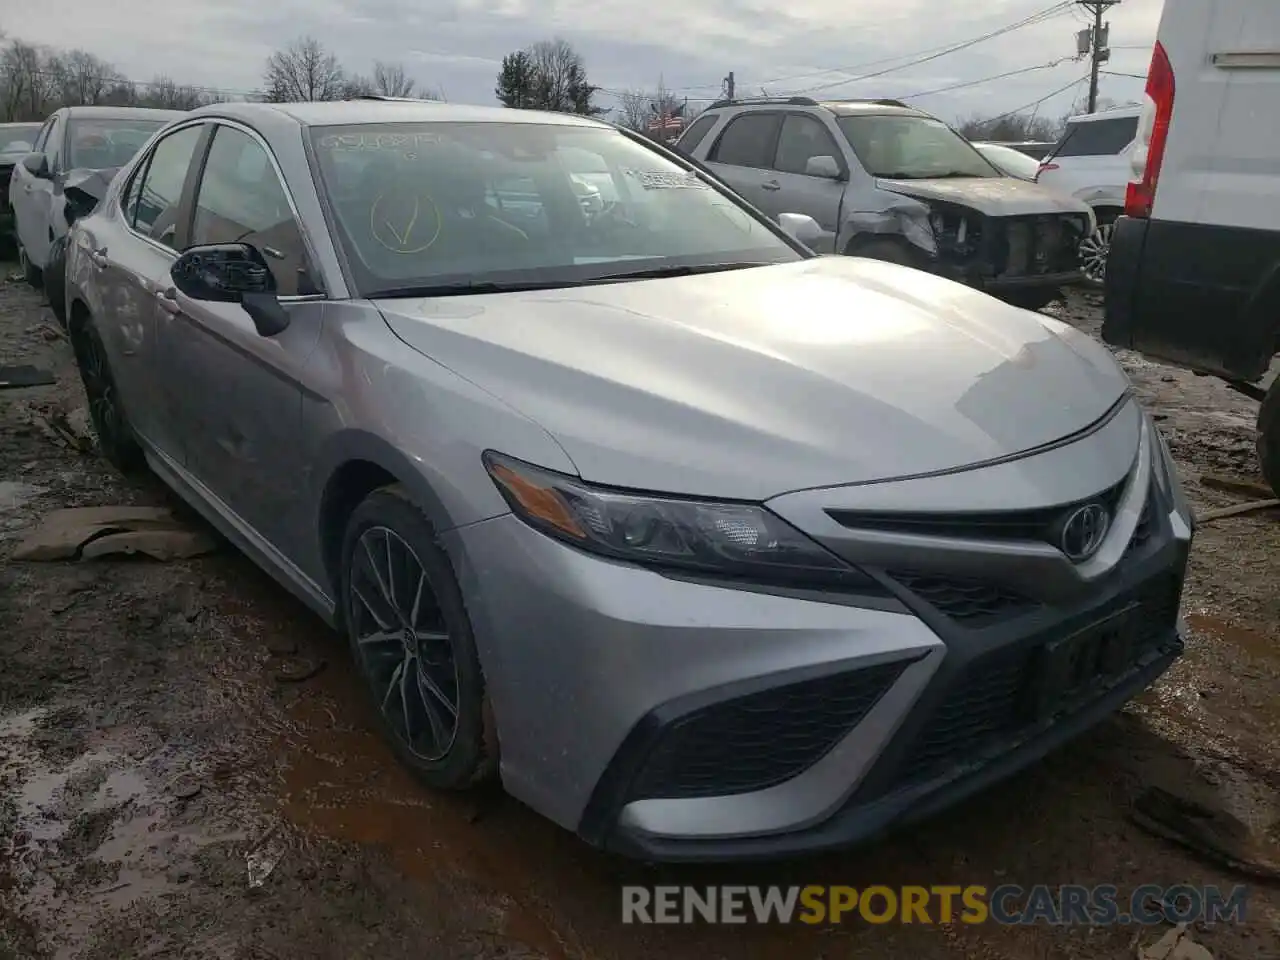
[678,97,1095,310]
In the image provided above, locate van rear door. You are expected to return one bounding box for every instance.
[1105,0,1280,381]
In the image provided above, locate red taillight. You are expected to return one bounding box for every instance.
[1125,41,1175,218]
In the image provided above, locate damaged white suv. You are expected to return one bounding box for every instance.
[677,97,1095,310]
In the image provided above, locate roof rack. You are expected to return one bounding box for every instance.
[822,98,912,108]
[706,95,820,109]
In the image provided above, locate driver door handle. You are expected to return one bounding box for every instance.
[154,286,181,315]
[87,246,108,268]
[761,179,781,191]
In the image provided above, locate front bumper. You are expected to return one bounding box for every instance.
[446,403,1190,862]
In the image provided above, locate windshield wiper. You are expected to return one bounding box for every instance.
[576,262,773,282]
[368,279,585,298]
[367,263,774,299]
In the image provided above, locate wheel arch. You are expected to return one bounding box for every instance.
[314,430,460,615]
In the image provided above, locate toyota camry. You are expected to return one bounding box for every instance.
[63,100,1193,861]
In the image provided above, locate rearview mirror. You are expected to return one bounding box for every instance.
[171,242,291,337]
[21,152,50,179]
[777,212,824,247]
[804,155,842,180]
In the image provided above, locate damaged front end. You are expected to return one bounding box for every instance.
[848,195,1091,304]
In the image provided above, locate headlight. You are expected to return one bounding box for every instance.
[483,451,878,589]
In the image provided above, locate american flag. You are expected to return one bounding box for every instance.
[646,115,684,133]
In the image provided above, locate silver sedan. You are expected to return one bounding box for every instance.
[64,100,1193,862]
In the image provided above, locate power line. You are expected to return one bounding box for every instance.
[895,57,1076,100]
[671,1,1074,93]
[29,67,259,99]
[981,74,1088,123]
[785,1,1076,95]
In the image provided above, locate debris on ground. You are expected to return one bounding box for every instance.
[246,826,286,889]
[1130,785,1280,881]
[1200,474,1276,500]
[1137,923,1214,960]
[273,657,327,683]
[0,363,55,388]
[12,505,218,561]
[1196,499,1280,524]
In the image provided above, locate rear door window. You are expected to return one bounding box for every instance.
[1051,117,1139,158]
[676,113,718,154]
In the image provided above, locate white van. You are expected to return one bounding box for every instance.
[1103,0,1280,493]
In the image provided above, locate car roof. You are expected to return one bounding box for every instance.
[186,99,612,130]
[60,105,187,121]
[1065,104,1141,123]
[818,100,930,118]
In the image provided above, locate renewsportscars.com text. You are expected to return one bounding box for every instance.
[621,884,1249,926]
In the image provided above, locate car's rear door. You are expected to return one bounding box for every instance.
[703,111,783,215]
[760,112,848,252]
[92,120,209,461]
[165,119,323,551]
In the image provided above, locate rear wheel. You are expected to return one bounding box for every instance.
[1079,209,1119,288]
[69,311,145,473]
[1257,376,1280,498]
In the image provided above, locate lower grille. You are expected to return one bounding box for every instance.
[889,573,1182,791]
[626,659,911,800]
[887,571,1038,626]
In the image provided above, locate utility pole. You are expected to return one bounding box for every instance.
[724,71,735,100]
[1078,0,1120,113]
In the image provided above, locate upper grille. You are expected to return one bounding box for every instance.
[625,659,911,801]
[827,479,1126,548]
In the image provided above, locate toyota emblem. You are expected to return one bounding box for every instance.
[1059,503,1110,561]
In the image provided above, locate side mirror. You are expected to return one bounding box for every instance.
[804,155,842,180]
[171,242,291,337]
[21,152,50,179]
[777,212,824,247]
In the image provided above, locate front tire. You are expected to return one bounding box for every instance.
[340,486,497,790]
[1257,376,1280,498]
[69,312,144,473]
[846,237,921,268]
[44,235,68,329]
[18,242,42,289]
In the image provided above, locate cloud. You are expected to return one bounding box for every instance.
[4,0,1164,119]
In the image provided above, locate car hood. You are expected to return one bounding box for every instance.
[878,175,1090,217]
[376,257,1129,500]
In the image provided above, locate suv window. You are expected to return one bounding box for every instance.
[132,124,203,248]
[676,114,718,154]
[191,124,312,296]
[1051,117,1138,158]
[773,114,842,176]
[708,113,781,168]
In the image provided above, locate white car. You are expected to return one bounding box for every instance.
[1034,106,1141,285]
[9,105,183,288]
[972,142,1043,182]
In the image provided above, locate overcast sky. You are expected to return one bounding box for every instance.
[6,0,1164,122]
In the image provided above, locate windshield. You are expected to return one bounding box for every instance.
[308,121,802,297]
[0,125,39,155]
[836,114,999,180]
[976,143,1040,180]
[67,118,167,170]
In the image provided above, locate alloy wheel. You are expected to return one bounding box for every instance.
[349,525,460,762]
[1078,221,1114,286]
[79,327,127,452]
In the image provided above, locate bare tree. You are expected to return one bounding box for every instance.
[616,81,686,137]
[143,75,214,110]
[263,36,346,102]
[0,39,55,121]
[506,38,599,114]
[50,49,123,106]
[372,60,415,97]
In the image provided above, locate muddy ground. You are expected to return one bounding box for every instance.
[0,264,1277,960]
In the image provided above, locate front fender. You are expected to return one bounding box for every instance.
[838,196,936,256]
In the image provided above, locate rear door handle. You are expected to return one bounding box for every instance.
[87,246,108,268]
[154,286,181,314]
[761,180,781,191]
